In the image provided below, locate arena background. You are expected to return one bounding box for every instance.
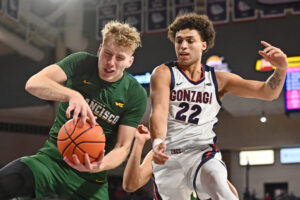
[0,0,300,199]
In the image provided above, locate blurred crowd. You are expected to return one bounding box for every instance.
[244,189,299,200]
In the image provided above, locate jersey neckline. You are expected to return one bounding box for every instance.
[176,62,206,85]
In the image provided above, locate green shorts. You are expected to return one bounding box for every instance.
[21,153,108,200]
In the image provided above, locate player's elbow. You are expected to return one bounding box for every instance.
[25,76,37,94]
[261,84,282,101]
[271,92,281,100]
[263,93,279,101]
[122,182,138,192]
[259,88,280,101]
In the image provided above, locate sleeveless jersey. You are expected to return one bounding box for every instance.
[165,61,221,150]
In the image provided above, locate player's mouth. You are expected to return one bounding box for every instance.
[179,52,189,59]
[104,68,115,74]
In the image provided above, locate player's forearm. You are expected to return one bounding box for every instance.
[150,111,167,141]
[26,75,78,102]
[263,68,287,100]
[99,145,131,172]
[123,139,145,192]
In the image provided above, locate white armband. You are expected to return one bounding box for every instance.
[152,138,163,150]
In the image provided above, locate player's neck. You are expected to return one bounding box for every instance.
[179,62,203,81]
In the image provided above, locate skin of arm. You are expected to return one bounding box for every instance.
[227,180,239,199]
[216,41,288,100]
[150,65,171,164]
[26,64,70,101]
[65,125,136,173]
[123,125,152,192]
[25,64,96,127]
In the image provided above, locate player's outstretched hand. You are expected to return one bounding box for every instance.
[66,92,97,128]
[135,124,151,144]
[63,151,105,173]
[153,141,170,165]
[258,41,288,71]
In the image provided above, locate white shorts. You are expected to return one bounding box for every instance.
[152,145,225,200]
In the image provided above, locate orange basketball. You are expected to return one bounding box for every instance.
[57,118,105,164]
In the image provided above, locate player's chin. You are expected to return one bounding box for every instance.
[101,75,116,82]
[100,71,115,81]
[178,59,191,66]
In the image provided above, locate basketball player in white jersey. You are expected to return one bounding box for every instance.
[122,125,239,200]
[150,13,288,200]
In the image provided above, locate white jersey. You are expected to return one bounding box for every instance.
[165,61,221,150]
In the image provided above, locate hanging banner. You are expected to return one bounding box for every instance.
[260,8,287,19]
[205,0,229,25]
[96,0,119,40]
[122,0,144,33]
[173,0,196,19]
[0,0,3,14]
[146,0,169,33]
[6,0,19,21]
[232,0,258,22]
[292,6,300,15]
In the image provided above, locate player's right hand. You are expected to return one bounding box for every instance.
[66,91,96,127]
[153,141,170,165]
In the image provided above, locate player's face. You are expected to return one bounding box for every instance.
[98,38,134,82]
[175,29,207,67]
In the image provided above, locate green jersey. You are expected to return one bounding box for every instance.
[46,52,147,153]
[21,52,147,199]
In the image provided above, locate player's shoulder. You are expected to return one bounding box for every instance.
[152,61,175,77]
[124,72,147,93]
[203,64,215,72]
[214,70,239,92]
[58,52,97,67]
[69,51,96,60]
[124,71,143,86]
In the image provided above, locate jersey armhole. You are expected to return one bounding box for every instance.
[167,66,175,90]
[210,66,222,106]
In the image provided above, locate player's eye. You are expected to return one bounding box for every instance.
[105,52,112,57]
[176,39,183,44]
[116,56,125,61]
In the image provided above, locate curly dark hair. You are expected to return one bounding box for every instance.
[168,13,215,52]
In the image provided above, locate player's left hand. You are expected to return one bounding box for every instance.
[153,141,170,165]
[259,41,288,71]
[64,151,105,173]
[135,124,151,144]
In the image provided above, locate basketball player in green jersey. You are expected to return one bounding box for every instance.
[0,21,147,200]
[122,125,239,200]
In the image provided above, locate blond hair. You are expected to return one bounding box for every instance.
[101,21,141,52]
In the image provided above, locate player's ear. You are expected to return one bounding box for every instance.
[97,44,103,56]
[201,41,207,51]
[126,56,134,69]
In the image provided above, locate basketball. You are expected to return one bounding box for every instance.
[57,118,105,164]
